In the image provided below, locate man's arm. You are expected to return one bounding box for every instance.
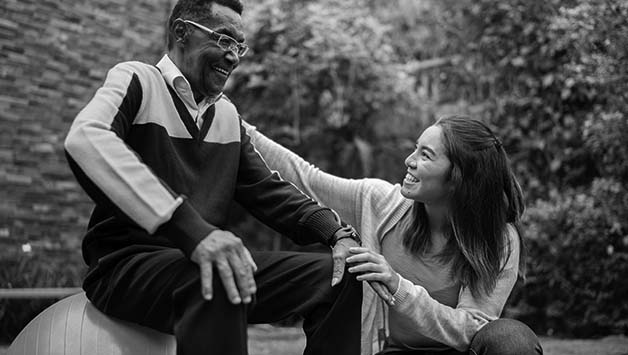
[234,120,342,245]
[66,63,258,305]
[64,62,217,256]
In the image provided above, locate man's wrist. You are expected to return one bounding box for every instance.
[331,225,361,246]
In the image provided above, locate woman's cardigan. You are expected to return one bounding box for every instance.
[245,123,520,354]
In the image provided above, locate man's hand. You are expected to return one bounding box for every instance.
[332,238,396,306]
[190,230,257,305]
[331,237,360,287]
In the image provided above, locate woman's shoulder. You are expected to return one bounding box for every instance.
[361,179,405,206]
[505,223,521,250]
[502,223,521,270]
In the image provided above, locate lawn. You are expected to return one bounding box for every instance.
[2,325,627,354]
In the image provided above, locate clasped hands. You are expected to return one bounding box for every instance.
[190,228,399,306]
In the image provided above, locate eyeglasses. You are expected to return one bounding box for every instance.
[179,19,249,57]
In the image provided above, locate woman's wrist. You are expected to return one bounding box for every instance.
[389,272,402,296]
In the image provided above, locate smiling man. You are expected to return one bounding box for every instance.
[63,1,363,354]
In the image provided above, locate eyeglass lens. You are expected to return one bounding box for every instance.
[217,36,248,56]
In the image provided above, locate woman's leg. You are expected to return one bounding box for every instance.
[469,319,543,355]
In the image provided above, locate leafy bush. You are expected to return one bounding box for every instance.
[432,0,628,200]
[511,179,628,337]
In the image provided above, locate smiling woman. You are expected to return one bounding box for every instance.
[245,115,542,355]
[400,125,453,206]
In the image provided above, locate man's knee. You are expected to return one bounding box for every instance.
[470,319,542,355]
[308,253,360,293]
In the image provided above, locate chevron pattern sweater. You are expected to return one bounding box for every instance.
[65,59,340,266]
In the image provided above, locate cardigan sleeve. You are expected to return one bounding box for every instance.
[389,224,521,351]
[244,121,378,230]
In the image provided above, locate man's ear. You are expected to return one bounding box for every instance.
[173,21,188,44]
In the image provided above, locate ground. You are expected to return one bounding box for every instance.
[2,325,627,354]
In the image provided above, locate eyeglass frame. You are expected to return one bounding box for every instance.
[177,18,249,57]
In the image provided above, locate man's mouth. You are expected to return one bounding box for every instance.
[212,66,229,76]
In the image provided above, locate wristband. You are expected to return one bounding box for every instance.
[331,225,362,246]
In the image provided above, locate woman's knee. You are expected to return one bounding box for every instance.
[469,319,542,355]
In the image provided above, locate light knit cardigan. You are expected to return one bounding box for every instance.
[245,123,520,354]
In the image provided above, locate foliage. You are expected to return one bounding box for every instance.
[583,111,628,181]
[0,249,86,342]
[229,0,425,181]
[432,0,627,200]
[513,178,628,337]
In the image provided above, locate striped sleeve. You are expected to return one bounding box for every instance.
[64,62,187,236]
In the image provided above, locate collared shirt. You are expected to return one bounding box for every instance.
[156,54,222,128]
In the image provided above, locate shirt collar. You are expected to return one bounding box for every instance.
[156,54,222,109]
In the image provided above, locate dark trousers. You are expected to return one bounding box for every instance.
[376,319,543,355]
[83,246,362,355]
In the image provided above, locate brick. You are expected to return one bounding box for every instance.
[1,0,171,246]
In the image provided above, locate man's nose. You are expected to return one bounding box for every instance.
[225,50,240,66]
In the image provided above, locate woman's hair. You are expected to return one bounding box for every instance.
[402,115,526,297]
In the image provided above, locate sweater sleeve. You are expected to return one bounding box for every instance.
[234,120,344,245]
[64,62,216,256]
[389,225,521,351]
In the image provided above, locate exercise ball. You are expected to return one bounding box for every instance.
[7,292,175,355]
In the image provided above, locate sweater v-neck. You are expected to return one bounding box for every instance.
[165,82,215,143]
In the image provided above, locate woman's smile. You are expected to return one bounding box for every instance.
[403,172,419,184]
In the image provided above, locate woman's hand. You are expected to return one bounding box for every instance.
[346,247,401,299]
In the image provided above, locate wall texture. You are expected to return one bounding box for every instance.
[0,0,174,253]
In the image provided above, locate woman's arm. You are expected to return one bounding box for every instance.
[391,225,521,351]
[244,121,385,228]
[348,225,520,351]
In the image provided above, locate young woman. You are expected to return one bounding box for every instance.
[245,116,542,355]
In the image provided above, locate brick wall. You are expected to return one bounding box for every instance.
[0,0,175,253]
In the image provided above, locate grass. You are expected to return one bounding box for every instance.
[2,325,627,354]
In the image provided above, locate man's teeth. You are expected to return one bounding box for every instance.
[404,173,418,183]
[213,67,228,75]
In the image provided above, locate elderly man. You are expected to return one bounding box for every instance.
[64,0,364,354]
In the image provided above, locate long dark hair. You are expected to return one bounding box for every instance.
[402,115,525,297]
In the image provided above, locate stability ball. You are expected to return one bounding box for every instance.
[8,292,176,355]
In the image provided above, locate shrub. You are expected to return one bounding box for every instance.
[510,179,628,337]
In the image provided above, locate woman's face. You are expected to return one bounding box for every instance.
[401,125,452,205]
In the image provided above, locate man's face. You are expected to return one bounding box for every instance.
[176,4,245,100]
